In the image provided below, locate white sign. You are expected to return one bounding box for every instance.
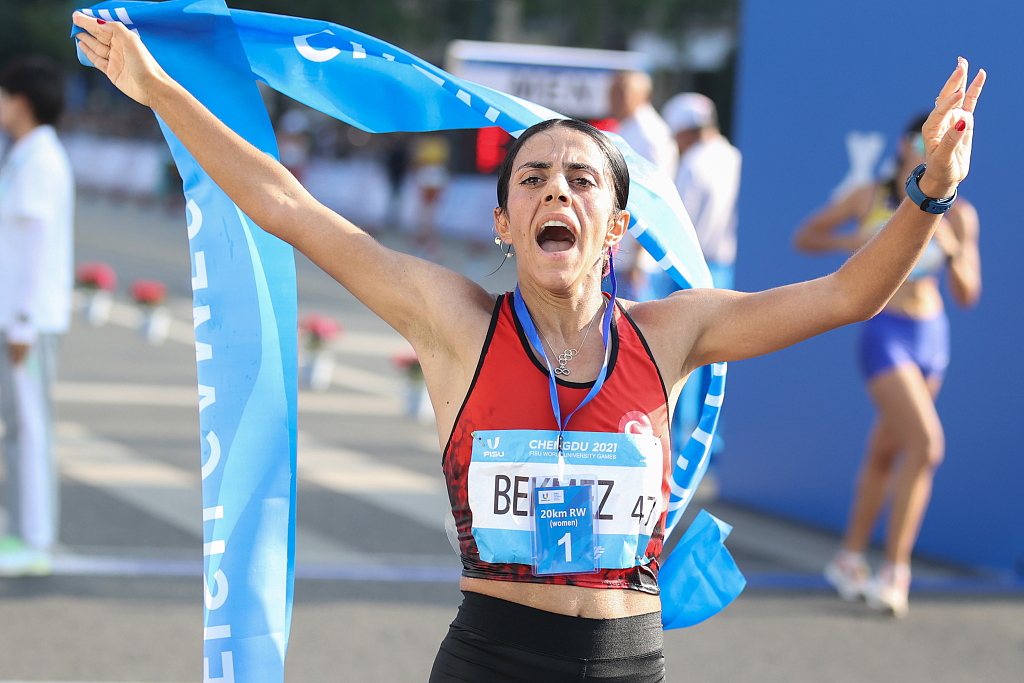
[446,40,651,119]
[458,64,612,119]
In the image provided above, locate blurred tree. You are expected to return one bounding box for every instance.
[233,0,496,63]
[0,1,739,69]
[232,0,739,57]
[0,1,740,138]
[0,1,80,66]
[514,0,738,50]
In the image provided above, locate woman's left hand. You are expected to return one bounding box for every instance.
[919,57,986,198]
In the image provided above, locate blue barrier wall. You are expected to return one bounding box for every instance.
[724,0,1023,576]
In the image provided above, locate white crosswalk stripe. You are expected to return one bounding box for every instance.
[13,421,456,572]
[52,381,402,416]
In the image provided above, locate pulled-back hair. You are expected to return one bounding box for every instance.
[904,112,930,137]
[495,119,629,215]
[0,55,65,126]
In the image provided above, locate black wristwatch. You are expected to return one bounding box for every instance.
[905,163,957,214]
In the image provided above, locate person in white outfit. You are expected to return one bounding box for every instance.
[610,71,678,179]
[0,55,75,576]
[653,92,742,471]
[609,71,678,298]
[661,93,741,289]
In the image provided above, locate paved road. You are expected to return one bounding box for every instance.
[1,194,1022,682]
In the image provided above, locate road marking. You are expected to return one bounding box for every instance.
[75,289,414,360]
[296,432,441,493]
[57,421,195,488]
[331,330,415,358]
[41,553,461,582]
[52,422,377,564]
[18,555,1021,593]
[47,422,450,556]
[297,390,400,416]
[296,431,450,532]
[328,361,402,396]
[53,381,401,416]
[54,382,197,408]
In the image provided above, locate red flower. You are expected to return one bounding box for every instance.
[130,279,167,305]
[391,346,423,381]
[75,262,118,291]
[391,347,419,370]
[299,313,342,345]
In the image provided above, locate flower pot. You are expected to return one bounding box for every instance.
[308,350,335,393]
[86,290,112,327]
[404,379,434,424]
[417,383,435,425]
[141,305,171,346]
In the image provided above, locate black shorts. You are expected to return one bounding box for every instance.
[429,591,665,683]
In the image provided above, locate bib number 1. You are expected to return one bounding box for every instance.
[531,480,599,576]
[557,532,572,562]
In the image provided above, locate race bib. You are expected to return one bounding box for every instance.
[532,481,599,576]
[468,429,664,569]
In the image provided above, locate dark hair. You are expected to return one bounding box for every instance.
[885,112,933,197]
[0,55,66,126]
[496,119,629,215]
[904,112,929,138]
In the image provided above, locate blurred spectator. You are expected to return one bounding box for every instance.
[643,92,742,480]
[609,70,678,298]
[411,135,450,259]
[662,92,741,290]
[0,55,75,577]
[385,132,411,228]
[278,107,312,182]
[609,71,678,177]
[794,114,981,618]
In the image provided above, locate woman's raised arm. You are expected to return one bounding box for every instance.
[635,58,986,384]
[71,12,495,360]
[791,184,874,254]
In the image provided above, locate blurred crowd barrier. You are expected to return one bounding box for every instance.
[62,132,498,241]
[63,132,165,197]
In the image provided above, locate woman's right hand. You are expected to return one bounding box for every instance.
[72,11,168,108]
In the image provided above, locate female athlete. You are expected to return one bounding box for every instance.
[794,109,982,618]
[73,11,984,680]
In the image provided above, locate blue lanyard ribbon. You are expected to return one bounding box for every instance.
[513,253,617,450]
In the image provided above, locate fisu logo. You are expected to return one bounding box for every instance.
[486,437,500,449]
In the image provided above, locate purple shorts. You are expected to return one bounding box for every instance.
[858,310,950,382]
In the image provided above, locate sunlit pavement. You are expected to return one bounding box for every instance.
[0,194,1021,682]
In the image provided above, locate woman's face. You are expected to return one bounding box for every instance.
[899,132,927,175]
[494,128,628,294]
[0,89,29,134]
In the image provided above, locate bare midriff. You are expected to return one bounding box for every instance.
[884,276,944,319]
[460,576,662,619]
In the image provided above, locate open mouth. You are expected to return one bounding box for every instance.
[537,220,576,253]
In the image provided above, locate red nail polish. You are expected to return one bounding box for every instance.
[97,18,106,24]
[955,120,966,132]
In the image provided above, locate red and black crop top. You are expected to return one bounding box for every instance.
[442,292,672,594]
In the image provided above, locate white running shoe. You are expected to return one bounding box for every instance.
[824,551,871,601]
[0,537,53,577]
[866,562,910,618]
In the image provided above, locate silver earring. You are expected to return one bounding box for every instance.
[495,236,514,258]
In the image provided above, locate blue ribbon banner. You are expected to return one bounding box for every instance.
[72,1,744,677]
